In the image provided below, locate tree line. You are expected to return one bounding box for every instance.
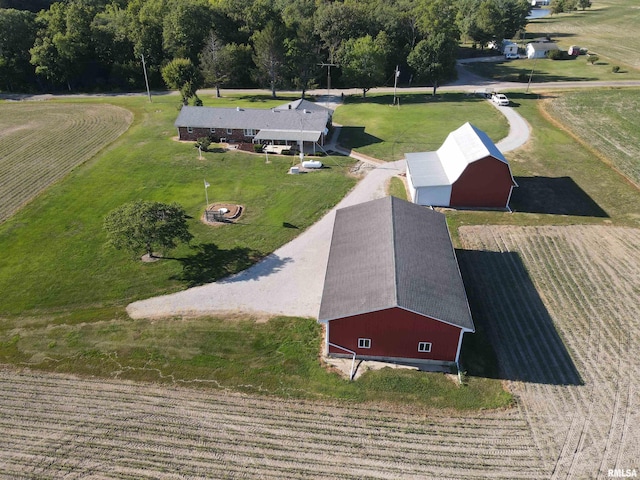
[0,0,532,96]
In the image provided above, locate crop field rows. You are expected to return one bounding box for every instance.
[0,103,132,223]
[0,367,546,480]
[0,224,637,478]
[459,225,640,479]
[542,92,640,188]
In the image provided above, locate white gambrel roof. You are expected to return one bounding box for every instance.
[406,122,509,188]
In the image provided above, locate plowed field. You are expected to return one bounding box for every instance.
[0,103,132,223]
[0,225,637,478]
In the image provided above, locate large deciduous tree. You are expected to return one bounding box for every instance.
[161,57,202,104]
[408,31,458,95]
[337,32,389,98]
[0,8,36,91]
[162,0,214,65]
[104,200,192,260]
[497,0,531,39]
[30,0,98,90]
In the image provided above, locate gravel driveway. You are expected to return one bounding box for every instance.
[127,97,529,320]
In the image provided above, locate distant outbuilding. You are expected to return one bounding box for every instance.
[318,196,474,372]
[405,122,517,209]
[526,41,559,59]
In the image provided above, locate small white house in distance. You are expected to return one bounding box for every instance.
[501,40,518,56]
[526,41,559,59]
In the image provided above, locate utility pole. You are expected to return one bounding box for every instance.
[318,62,337,96]
[141,54,152,103]
[393,65,400,105]
[526,58,537,93]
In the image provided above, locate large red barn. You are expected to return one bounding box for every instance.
[318,196,474,372]
[405,122,517,209]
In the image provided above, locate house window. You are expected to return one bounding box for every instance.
[244,128,258,136]
[226,128,233,135]
[358,338,371,349]
[418,342,432,353]
[210,128,216,133]
[187,127,193,134]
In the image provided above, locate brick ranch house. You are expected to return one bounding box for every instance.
[174,98,332,151]
[405,122,517,210]
[318,196,475,373]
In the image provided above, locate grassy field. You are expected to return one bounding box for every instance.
[0,102,132,223]
[334,93,509,161]
[542,88,640,188]
[465,0,640,83]
[465,55,640,84]
[526,0,640,69]
[0,95,357,317]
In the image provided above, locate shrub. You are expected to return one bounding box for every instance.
[611,65,620,73]
[196,137,211,151]
[253,144,263,153]
[547,49,568,60]
[587,54,599,65]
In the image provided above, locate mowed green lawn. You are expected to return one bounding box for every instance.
[465,55,640,84]
[0,94,357,317]
[334,93,509,161]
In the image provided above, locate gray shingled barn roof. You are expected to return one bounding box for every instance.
[318,196,474,331]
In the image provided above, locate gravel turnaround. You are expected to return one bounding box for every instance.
[127,160,405,320]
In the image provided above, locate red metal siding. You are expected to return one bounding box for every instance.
[327,308,461,362]
[450,156,514,208]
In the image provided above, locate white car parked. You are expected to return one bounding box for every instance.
[492,93,510,106]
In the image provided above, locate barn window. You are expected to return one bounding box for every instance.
[358,338,371,349]
[417,342,432,353]
[187,127,193,134]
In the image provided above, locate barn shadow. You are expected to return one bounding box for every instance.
[337,126,383,148]
[457,249,583,386]
[511,176,609,217]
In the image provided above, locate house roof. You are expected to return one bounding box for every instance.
[527,42,559,51]
[318,196,474,332]
[406,122,510,188]
[174,100,331,141]
[274,98,333,114]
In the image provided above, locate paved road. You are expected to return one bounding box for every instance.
[128,85,531,320]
